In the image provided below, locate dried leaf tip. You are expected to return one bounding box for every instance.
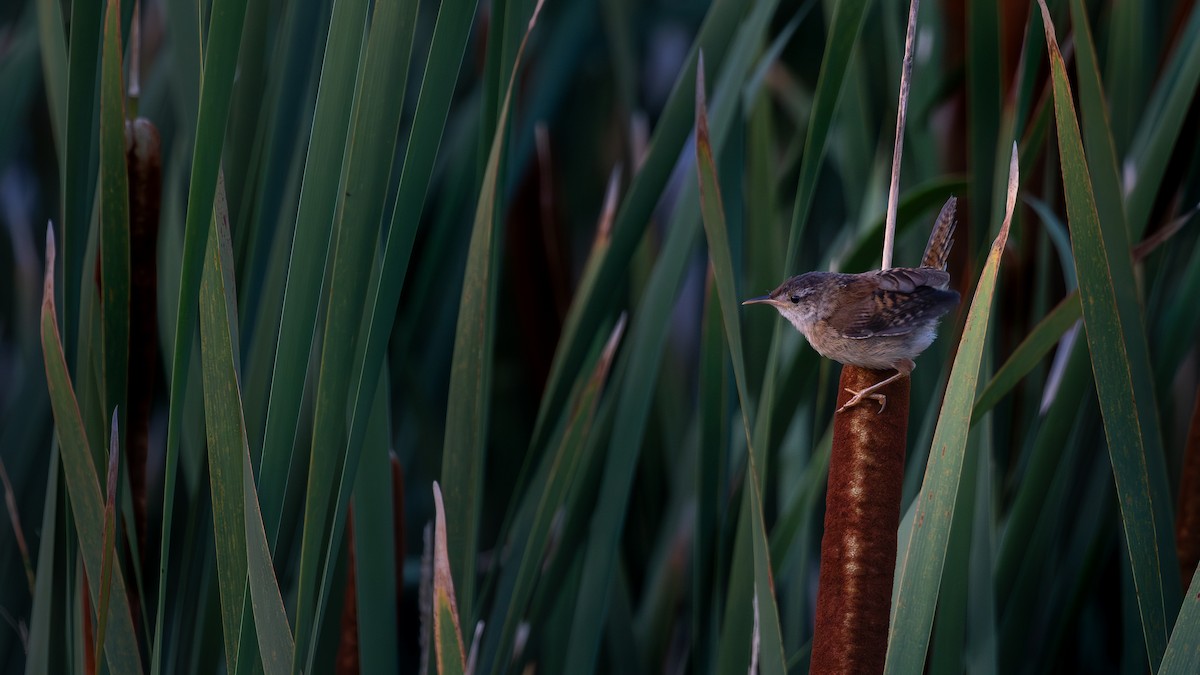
[432,482,454,596]
[1131,203,1200,261]
[595,166,622,247]
[1036,0,1058,45]
[432,481,467,665]
[43,222,56,304]
[466,621,484,675]
[108,408,120,492]
[601,313,628,371]
[527,0,546,33]
[1003,142,1019,223]
[994,142,1020,252]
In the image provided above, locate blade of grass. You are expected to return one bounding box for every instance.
[1103,0,1151,154]
[40,225,143,673]
[255,0,371,542]
[1038,3,1180,667]
[233,0,326,346]
[163,0,250,465]
[526,0,745,454]
[1004,439,1113,668]
[1160,565,1200,674]
[242,446,295,674]
[439,0,544,630]
[472,166,618,670]
[928,429,980,675]
[885,144,1018,673]
[696,62,787,675]
[563,2,779,667]
[161,0,201,139]
[298,0,485,666]
[0,457,35,594]
[99,0,130,442]
[1154,230,1200,380]
[0,23,39,171]
[350,370,399,674]
[972,294,1080,422]
[694,276,727,674]
[972,203,1196,422]
[768,426,831,570]
[1125,1,1200,240]
[61,0,104,360]
[457,163,617,662]
[230,0,328,357]
[743,90,780,390]
[35,0,68,160]
[520,386,619,659]
[433,482,468,675]
[502,0,604,195]
[561,143,703,675]
[287,0,423,664]
[782,0,872,268]
[966,0,1002,236]
[475,0,511,166]
[1025,196,1079,290]
[198,177,294,674]
[341,0,482,532]
[480,316,626,675]
[94,409,120,669]
[198,178,249,672]
[24,443,62,675]
[992,336,1092,604]
[1068,0,1128,249]
[156,0,250,667]
[222,0,273,252]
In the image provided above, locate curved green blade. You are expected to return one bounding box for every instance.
[696,62,787,675]
[1160,564,1200,674]
[199,177,293,674]
[40,225,143,674]
[1037,2,1179,668]
[885,145,1019,673]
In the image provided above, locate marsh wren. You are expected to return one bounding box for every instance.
[744,197,960,413]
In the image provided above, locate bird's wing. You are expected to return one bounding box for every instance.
[828,272,959,339]
[872,267,950,292]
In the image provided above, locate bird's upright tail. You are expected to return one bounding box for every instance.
[921,196,957,270]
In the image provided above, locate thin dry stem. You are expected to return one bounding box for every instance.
[883,0,920,270]
[0,459,34,593]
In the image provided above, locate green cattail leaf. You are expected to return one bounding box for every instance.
[696,62,788,675]
[885,145,1019,673]
[39,225,143,674]
[1036,2,1179,668]
[198,176,293,674]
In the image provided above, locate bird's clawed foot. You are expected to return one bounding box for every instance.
[837,387,887,414]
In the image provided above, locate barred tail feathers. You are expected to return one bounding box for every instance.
[921,196,957,270]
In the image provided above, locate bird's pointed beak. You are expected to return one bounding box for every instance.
[742,295,773,306]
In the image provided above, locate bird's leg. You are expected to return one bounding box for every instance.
[837,359,915,414]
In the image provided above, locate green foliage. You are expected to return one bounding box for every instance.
[3,0,1200,672]
[886,145,1018,673]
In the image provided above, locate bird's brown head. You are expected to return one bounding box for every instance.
[742,272,836,333]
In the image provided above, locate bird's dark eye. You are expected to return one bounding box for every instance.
[789,295,801,304]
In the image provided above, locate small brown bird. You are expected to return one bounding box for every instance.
[744,197,960,413]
